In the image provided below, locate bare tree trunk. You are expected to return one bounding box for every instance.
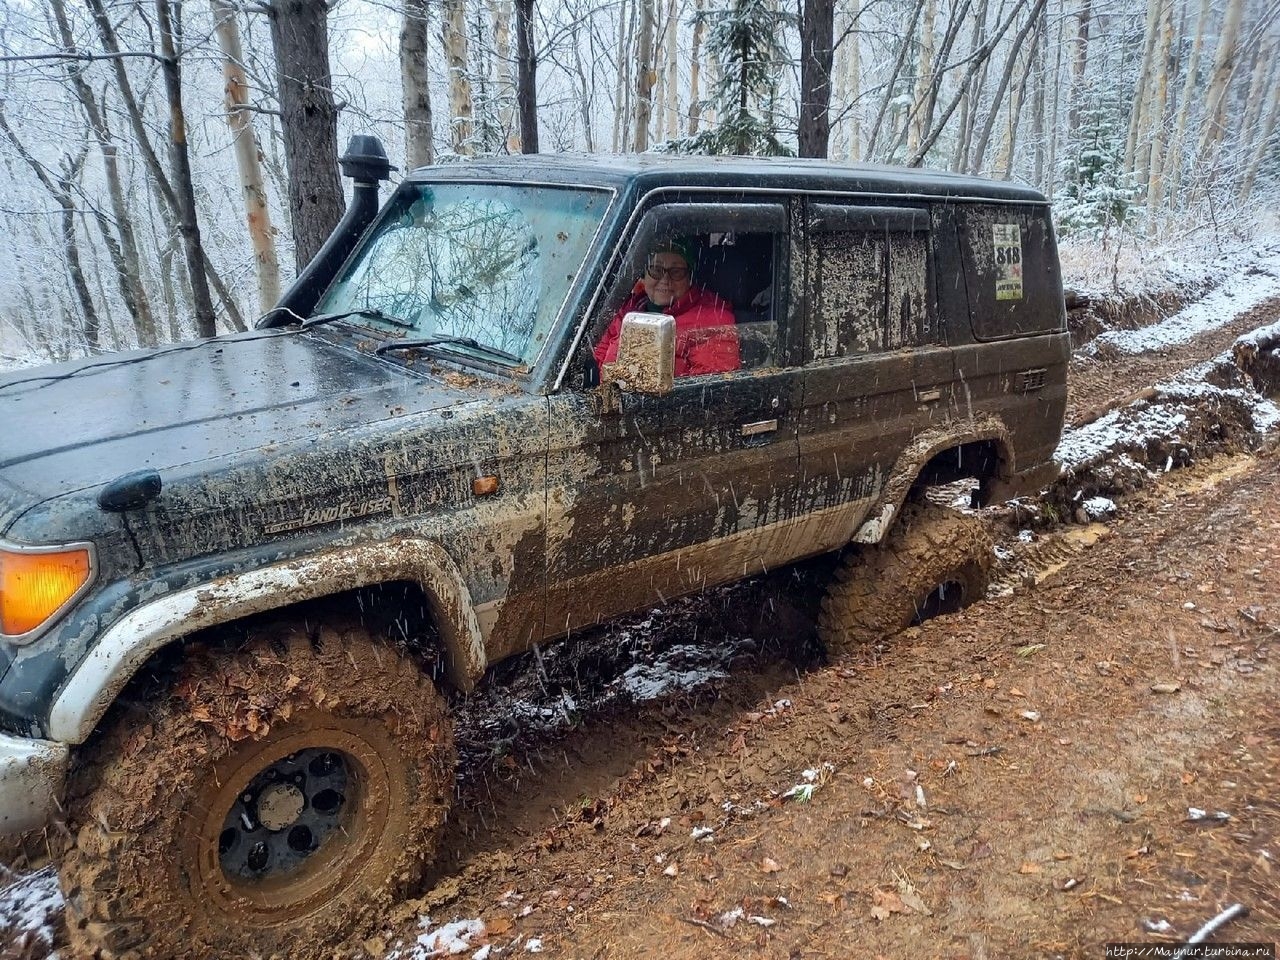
[842,0,862,159]
[909,0,937,156]
[569,15,595,151]
[515,0,538,153]
[951,0,991,171]
[968,0,1048,174]
[612,0,633,151]
[864,0,928,160]
[996,21,1038,178]
[1142,0,1174,213]
[1068,0,1091,136]
[402,0,435,168]
[489,0,518,152]
[442,0,475,153]
[87,0,236,335]
[212,0,281,313]
[1239,76,1280,200]
[663,0,680,140]
[798,0,835,158]
[1030,0,1048,188]
[1164,0,1209,206]
[1124,0,1162,175]
[917,0,1026,168]
[633,0,656,152]
[1239,31,1276,146]
[0,113,100,351]
[688,0,706,136]
[48,0,157,346]
[896,0,970,164]
[1195,0,1245,168]
[156,0,217,338]
[267,0,345,272]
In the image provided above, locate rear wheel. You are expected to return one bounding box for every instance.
[819,503,993,656]
[61,620,454,960]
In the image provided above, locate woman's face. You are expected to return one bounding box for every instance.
[642,251,691,307]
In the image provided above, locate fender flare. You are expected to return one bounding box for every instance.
[47,539,484,744]
[852,418,1014,545]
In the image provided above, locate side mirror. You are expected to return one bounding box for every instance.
[600,312,675,398]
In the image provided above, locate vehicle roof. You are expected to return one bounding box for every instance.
[408,153,1048,204]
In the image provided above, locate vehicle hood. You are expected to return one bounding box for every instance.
[0,330,479,535]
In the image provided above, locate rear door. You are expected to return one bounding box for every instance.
[793,200,950,546]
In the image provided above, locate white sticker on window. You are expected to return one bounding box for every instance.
[992,224,1023,301]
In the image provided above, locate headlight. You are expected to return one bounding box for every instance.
[0,542,95,641]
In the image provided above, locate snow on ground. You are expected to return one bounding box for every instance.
[1083,252,1280,356]
[1058,228,1280,302]
[0,866,63,959]
[387,917,487,958]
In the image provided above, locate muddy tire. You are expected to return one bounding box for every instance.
[818,503,993,655]
[60,621,454,960]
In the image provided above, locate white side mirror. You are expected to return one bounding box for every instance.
[600,311,675,396]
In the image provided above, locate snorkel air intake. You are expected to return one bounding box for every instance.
[261,135,394,327]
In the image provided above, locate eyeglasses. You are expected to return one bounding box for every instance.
[646,264,689,282]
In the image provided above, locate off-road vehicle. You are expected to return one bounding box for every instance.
[0,139,1067,958]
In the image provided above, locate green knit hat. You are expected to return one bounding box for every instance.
[649,237,695,270]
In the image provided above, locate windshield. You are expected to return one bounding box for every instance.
[315,182,610,368]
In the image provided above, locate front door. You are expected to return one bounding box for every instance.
[543,197,806,639]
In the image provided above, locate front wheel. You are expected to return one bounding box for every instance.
[818,503,993,656]
[61,621,454,959]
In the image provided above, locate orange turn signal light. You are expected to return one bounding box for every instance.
[0,547,93,638]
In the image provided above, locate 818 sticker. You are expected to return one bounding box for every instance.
[993,223,1023,301]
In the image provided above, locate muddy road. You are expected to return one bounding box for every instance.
[3,269,1279,960]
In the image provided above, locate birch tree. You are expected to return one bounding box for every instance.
[442,0,475,154]
[212,0,281,311]
[401,0,435,169]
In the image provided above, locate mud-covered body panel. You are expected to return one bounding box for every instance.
[0,156,1066,744]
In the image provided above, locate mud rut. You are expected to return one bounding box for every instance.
[3,289,1279,960]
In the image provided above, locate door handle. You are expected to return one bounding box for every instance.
[741,419,778,436]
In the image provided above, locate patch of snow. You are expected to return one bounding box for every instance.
[1082,496,1116,519]
[1054,405,1187,470]
[0,867,63,956]
[1086,255,1280,356]
[718,906,745,928]
[388,918,486,959]
[616,661,727,701]
[525,938,544,953]
[690,826,715,841]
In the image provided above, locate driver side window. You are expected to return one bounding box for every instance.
[585,200,789,385]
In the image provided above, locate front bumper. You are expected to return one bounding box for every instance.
[0,730,68,835]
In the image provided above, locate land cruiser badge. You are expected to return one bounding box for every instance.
[992,223,1023,301]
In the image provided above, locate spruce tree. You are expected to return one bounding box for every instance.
[663,0,796,156]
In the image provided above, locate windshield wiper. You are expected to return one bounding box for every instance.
[374,335,523,366]
[300,307,416,330]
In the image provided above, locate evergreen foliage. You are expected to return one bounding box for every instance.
[1054,102,1138,236]
[662,0,795,156]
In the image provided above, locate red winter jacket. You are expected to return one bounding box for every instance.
[594,283,739,378]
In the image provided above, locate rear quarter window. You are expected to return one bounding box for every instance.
[956,204,1065,340]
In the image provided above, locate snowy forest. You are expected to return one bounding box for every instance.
[0,0,1276,366]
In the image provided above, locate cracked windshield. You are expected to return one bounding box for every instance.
[317,183,610,366]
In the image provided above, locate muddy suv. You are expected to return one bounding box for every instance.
[0,146,1067,958]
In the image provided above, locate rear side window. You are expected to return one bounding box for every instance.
[956,204,1064,339]
[806,204,935,360]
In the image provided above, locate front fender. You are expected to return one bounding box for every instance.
[46,538,483,744]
